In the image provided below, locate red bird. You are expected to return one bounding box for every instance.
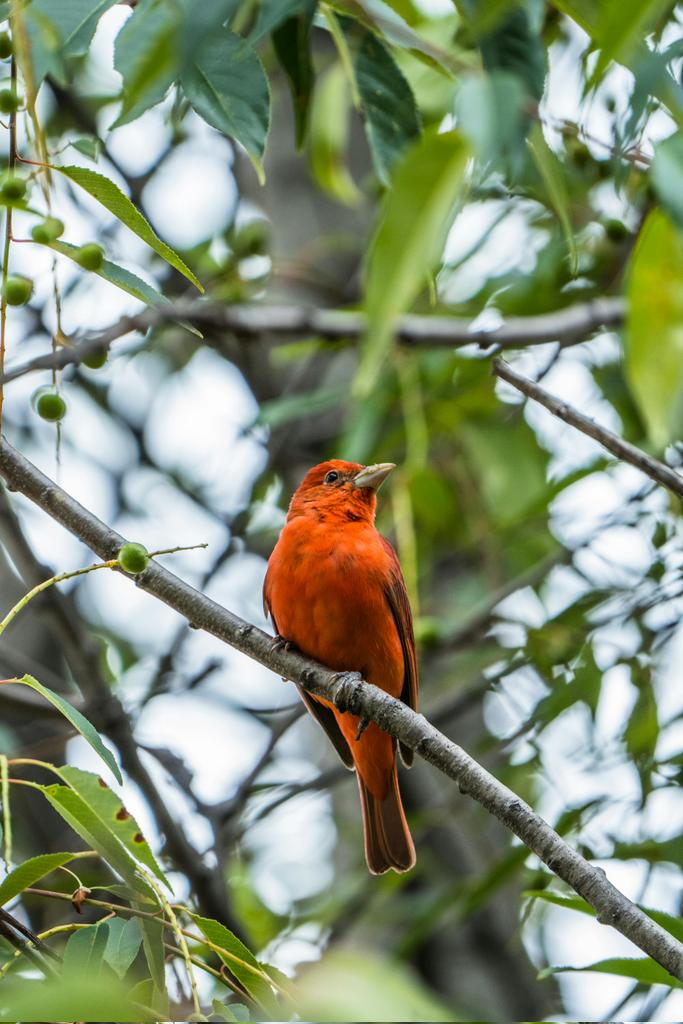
[263,460,418,874]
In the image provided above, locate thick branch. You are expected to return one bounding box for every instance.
[493,358,683,500]
[0,298,625,386]
[0,437,681,980]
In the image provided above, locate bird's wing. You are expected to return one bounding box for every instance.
[263,579,354,770]
[380,536,419,767]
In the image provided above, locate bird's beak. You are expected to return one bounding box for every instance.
[352,462,396,491]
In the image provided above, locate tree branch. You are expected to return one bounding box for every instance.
[0,437,681,980]
[0,298,625,386]
[493,358,683,500]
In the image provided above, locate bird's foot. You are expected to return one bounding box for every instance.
[355,718,370,741]
[271,633,293,653]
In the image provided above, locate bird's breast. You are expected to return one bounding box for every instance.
[266,519,403,694]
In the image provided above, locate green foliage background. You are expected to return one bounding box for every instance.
[0,0,682,1019]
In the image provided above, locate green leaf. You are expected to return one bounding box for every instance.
[190,914,279,1013]
[24,0,119,86]
[456,70,527,175]
[58,766,169,887]
[540,956,683,988]
[626,210,683,448]
[15,675,121,784]
[47,239,202,336]
[63,922,110,977]
[255,385,345,429]
[471,1,546,101]
[359,129,468,393]
[181,31,270,179]
[137,913,167,1007]
[272,2,317,149]
[589,0,673,87]
[104,916,143,979]
[525,888,683,944]
[250,0,314,42]
[353,29,421,185]
[528,122,577,274]
[0,852,81,906]
[49,165,203,291]
[612,835,683,867]
[308,62,361,205]
[111,0,180,128]
[40,784,145,891]
[652,131,683,232]
[70,135,102,161]
[0,975,156,1021]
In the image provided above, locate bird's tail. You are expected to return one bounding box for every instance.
[358,765,416,875]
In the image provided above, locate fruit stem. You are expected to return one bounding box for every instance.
[0,54,16,431]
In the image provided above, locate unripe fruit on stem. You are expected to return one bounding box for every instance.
[34,390,67,422]
[3,275,32,306]
[31,217,64,243]
[75,243,104,271]
[0,174,26,202]
[118,542,149,575]
[0,34,13,59]
[82,348,107,369]
[0,88,20,113]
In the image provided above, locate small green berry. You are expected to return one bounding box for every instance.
[0,174,26,202]
[604,218,629,243]
[0,34,13,60]
[3,275,32,306]
[82,348,108,369]
[75,242,104,272]
[118,542,149,575]
[35,390,67,422]
[0,88,20,114]
[31,217,64,243]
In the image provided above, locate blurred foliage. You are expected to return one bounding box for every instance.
[0,0,682,1019]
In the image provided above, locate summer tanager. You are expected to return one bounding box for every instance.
[263,460,417,874]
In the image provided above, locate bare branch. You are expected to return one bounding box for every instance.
[0,297,625,386]
[0,437,681,980]
[493,358,683,500]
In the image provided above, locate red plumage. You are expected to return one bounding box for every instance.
[263,460,418,874]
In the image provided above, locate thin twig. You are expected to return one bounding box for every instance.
[0,297,626,386]
[493,358,683,500]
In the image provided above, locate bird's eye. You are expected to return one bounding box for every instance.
[324,470,339,484]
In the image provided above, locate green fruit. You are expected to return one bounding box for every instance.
[82,348,107,369]
[0,88,20,114]
[604,218,629,243]
[35,390,67,422]
[3,275,32,306]
[75,243,104,271]
[0,34,13,60]
[0,174,26,201]
[31,217,64,243]
[118,542,149,575]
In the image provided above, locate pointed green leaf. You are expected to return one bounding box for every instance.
[15,675,121,784]
[0,852,82,906]
[353,29,421,185]
[540,956,683,988]
[58,766,169,887]
[104,916,143,979]
[111,0,180,128]
[40,784,146,892]
[49,165,203,291]
[250,0,313,42]
[272,2,317,149]
[137,912,167,1005]
[181,31,270,178]
[589,0,672,87]
[190,913,279,1013]
[308,62,361,205]
[626,210,683,448]
[359,129,468,393]
[46,240,202,337]
[63,921,110,977]
[25,0,119,86]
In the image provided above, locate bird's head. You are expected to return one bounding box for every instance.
[287,459,395,523]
